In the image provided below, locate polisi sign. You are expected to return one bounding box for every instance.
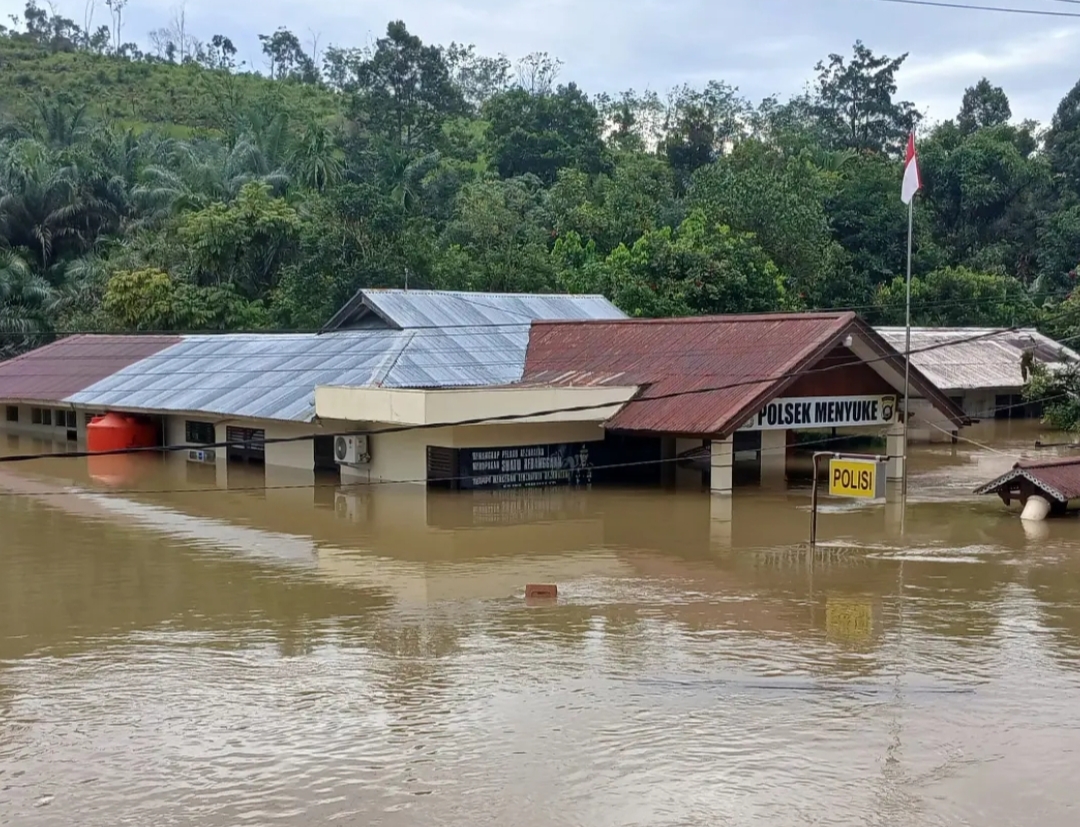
[739,394,897,431]
[828,458,886,499]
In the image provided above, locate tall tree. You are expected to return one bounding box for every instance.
[258,28,316,83]
[1045,78,1080,196]
[958,78,1012,134]
[325,22,464,151]
[483,83,607,184]
[811,41,919,154]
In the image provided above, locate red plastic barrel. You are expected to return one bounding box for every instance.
[86,412,159,453]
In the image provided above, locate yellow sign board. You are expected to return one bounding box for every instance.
[828,458,886,499]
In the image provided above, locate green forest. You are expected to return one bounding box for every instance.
[3,0,1080,359]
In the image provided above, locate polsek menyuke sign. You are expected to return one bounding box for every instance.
[739,394,897,432]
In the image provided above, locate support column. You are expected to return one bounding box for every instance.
[709,492,732,547]
[760,428,787,486]
[710,436,733,495]
[886,423,905,483]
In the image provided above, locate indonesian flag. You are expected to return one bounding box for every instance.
[901,130,921,205]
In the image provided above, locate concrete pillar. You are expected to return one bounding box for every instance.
[710,436,733,495]
[760,428,787,485]
[886,423,905,483]
[709,493,732,547]
[884,484,905,529]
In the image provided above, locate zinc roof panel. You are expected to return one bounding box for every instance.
[524,314,855,435]
[357,289,627,329]
[0,335,181,403]
[875,327,1080,391]
[64,326,539,421]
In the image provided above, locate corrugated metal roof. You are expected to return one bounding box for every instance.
[323,288,627,331]
[0,334,181,403]
[874,327,1080,392]
[523,314,856,435]
[66,326,537,422]
[974,456,1080,502]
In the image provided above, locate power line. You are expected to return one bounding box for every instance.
[0,393,1059,498]
[867,0,1080,16]
[0,286,1073,342]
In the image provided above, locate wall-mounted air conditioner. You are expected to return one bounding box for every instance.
[333,434,370,465]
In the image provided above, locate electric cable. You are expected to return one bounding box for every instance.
[0,391,1058,498]
[867,0,1080,16]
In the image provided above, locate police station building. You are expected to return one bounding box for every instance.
[316,310,965,499]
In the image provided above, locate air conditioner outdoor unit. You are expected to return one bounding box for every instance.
[333,434,370,465]
[187,448,216,464]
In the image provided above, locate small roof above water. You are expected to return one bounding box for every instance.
[974,455,1080,503]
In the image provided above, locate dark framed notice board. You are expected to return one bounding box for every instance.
[427,442,598,490]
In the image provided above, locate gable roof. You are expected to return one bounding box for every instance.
[875,327,1079,391]
[524,313,967,436]
[974,456,1080,503]
[0,334,181,404]
[321,288,626,331]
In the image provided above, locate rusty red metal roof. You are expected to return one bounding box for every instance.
[524,313,966,436]
[974,456,1080,502]
[0,334,182,403]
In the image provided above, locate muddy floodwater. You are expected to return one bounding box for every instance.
[3,421,1080,826]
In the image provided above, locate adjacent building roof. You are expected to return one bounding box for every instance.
[974,456,1080,503]
[321,288,626,331]
[0,334,181,404]
[524,312,965,436]
[874,327,1079,392]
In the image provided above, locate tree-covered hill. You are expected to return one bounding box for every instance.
[3,0,1080,360]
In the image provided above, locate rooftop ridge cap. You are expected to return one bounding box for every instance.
[532,311,854,326]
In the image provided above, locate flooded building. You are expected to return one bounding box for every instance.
[875,327,1079,424]
[0,297,965,498]
[318,311,965,498]
[0,289,627,488]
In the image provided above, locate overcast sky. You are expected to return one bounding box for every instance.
[7,0,1080,125]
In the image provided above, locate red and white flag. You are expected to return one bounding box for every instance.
[901,130,921,205]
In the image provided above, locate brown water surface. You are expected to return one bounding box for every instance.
[2,421,1080,826]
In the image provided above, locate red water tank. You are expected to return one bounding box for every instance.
[86,412,159,453]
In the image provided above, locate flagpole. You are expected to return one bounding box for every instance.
[902,194,913,499]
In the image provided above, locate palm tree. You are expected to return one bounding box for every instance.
[0,248,54,357]
[132,136,289,227]
[0,138,100,272]
[289,119,343,192]
[29,98,92,148]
